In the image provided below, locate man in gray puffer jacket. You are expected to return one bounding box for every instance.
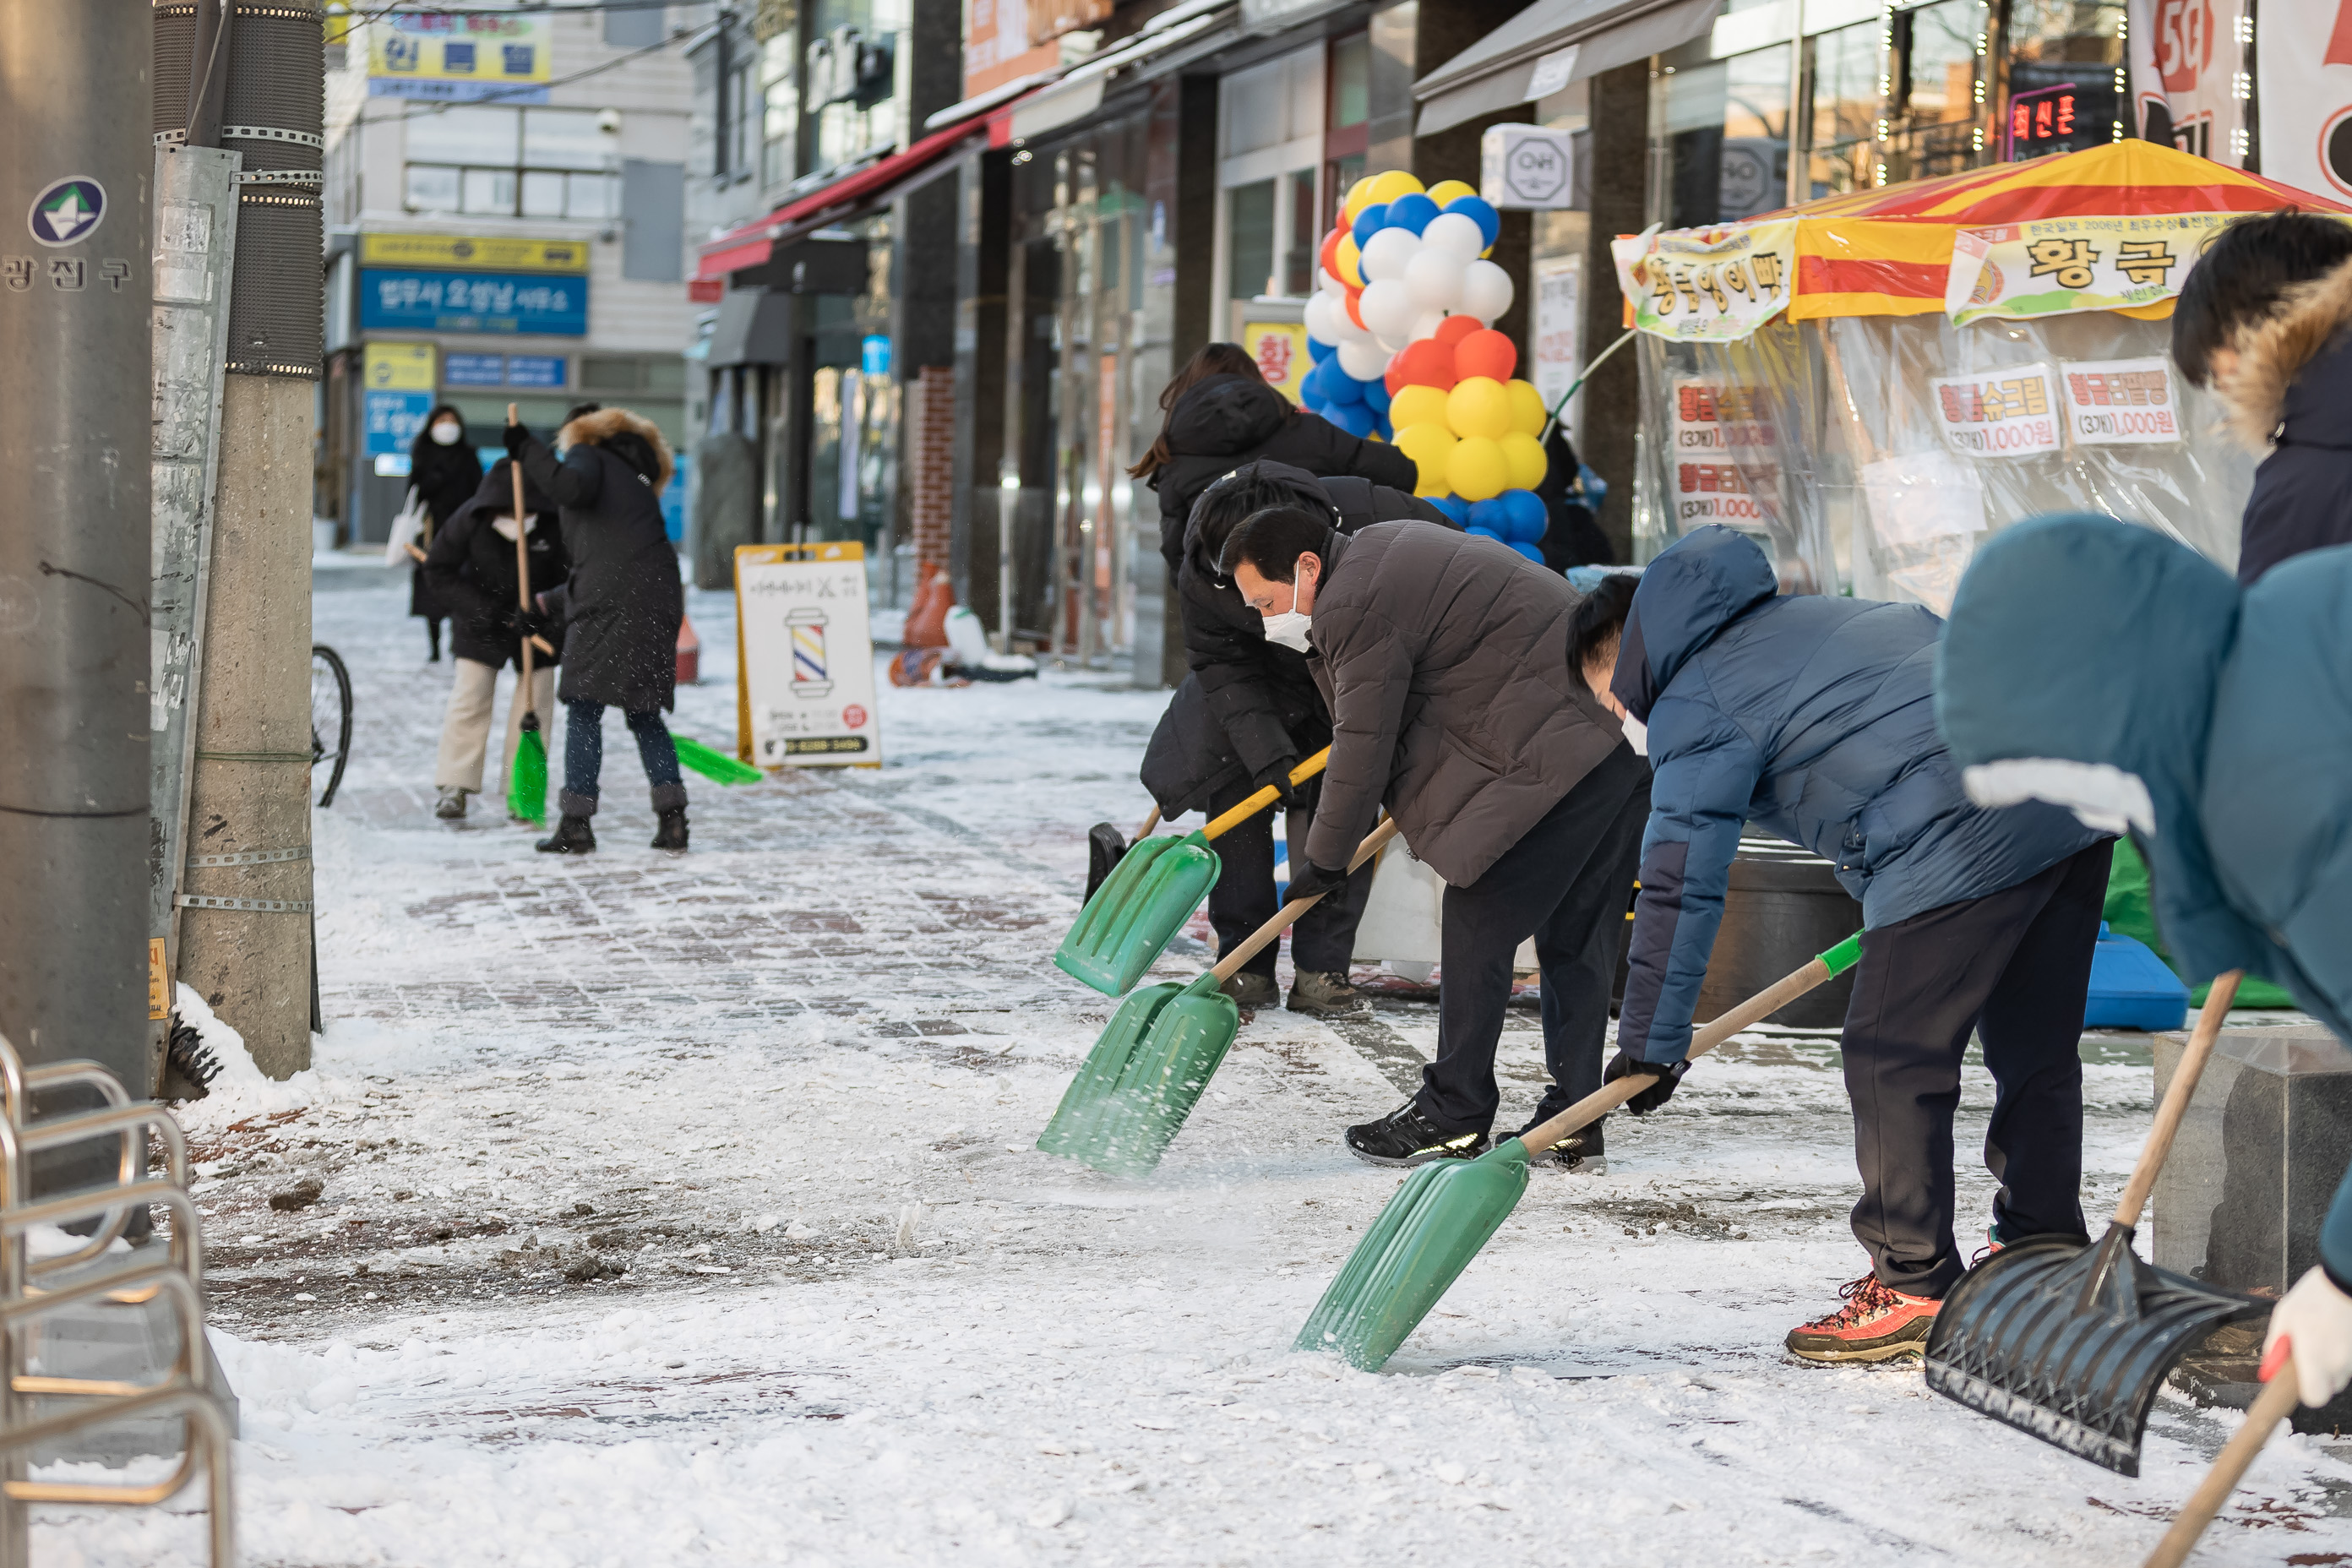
[1222,505,1647,1167]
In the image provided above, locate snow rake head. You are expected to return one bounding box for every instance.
[1925,1229,2266,1476]
[1035,972,1239,1176]
[1053,830,1221,997]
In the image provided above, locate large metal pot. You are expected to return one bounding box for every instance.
[1616,836,1864,1031]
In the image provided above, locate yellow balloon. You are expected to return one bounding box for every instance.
[1446,376,1512,441]
[1500,431,1549,491]
[1449,437,1509,503]
[1367,169,1425,205]
[1341,175,1378,224]
[1388,384,1450,431]
[1392,423,1458,498]
[1505,378,1548,436]
[1425,179,1478,207]
[1335,232,1364,289]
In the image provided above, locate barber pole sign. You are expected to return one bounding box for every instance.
[734,542,882,768]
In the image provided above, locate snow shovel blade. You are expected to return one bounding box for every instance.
[1295,1140,1532,1371]
[508,716,548,826]
[1084,822,1130,903]
[1924,1228,2268,1477]
[1036,972,1239,1176]
[1054,830,1220,997]
[673,733,764,786]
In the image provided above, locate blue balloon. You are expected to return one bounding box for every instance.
[1509,540,1546,564]
[1361,377,1391,416]
[1306,334,1335,362]
[1467,524,1505,542]
[1351,203,1391,251]
[1467,498,1510,534]
[1324,366,1367,406]
[1298,359,1330,404]
[1323,399,1376,438]
[1385,193,1440,235]
[1446,194,1502,248]
[1429,495,1472,525]
[1501,488,1549,544]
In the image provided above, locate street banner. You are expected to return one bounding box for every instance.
[1946,214,2226,324]
[1929,363,2063,458]
[2257,0,2352,202]
[735,542,881,769]
[368,13,552,103]
[2126,0,2253,163]
[1613,219,1795,341]
[2059,357,2184,444]
[1240,321,1308,403]
[362,340,436,474]
[1531,254,1583,444]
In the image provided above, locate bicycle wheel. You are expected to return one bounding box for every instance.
[310,644,352,808]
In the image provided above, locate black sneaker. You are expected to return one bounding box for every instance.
[1518,1116,1605,1173]
[1344,1102,1486,1168]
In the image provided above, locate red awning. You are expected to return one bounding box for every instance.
[695,114,1002,283]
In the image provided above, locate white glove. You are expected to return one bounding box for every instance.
[2262,1266,2352,1407]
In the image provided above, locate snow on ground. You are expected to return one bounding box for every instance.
[37,558,2352,1565]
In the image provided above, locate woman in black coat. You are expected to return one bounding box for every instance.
[509,406,688,855]
[421,460,569,819]
[407,404,483,661]
[1131,342,1419,574]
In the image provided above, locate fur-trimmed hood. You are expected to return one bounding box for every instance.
[558,406,674,488]
[2224,255,2352,452]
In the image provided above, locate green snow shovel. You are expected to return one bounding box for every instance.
[504,406,549,828]
[1925,972,2268,1478]
[674,733,764,786]
[1038,817,1401,1177]
[1054,748,1330,998]
[1297,930,1863,1372]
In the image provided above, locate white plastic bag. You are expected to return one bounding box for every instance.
[384,487,427,566]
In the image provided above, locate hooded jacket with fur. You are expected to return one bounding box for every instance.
[2222,255,2352,585]
[518,408,682,713]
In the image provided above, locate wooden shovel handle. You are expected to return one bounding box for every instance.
[509,404,536,689]
[2142,1353,2298,1568]
[1202,749,1331,842]
[1210,819,1399,984]
[1135,805,1162,841]
[2114,971,2241,1232]
[1517,949,1843,1159]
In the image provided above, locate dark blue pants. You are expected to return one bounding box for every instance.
[558,700,685,818]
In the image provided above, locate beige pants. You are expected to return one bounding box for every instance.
[434,657,556,793]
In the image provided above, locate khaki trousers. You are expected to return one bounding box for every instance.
[433,657,555,793]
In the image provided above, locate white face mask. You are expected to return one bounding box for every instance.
[491,514,534,542]
[1260,610,1313,652]
[1620,715,1648,757]
[430,421,461,446]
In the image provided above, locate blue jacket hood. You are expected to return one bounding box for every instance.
[1613,525,1778,722]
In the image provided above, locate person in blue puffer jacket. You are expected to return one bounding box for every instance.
[1589,525,2107,1364]
[1936,512,2352,1417]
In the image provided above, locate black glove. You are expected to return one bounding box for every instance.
[515,607,549,641]
[1284,858,1349,906]
[502,422,531,460]
[1605,1048,1689,1114]
[1252,753,1306,809]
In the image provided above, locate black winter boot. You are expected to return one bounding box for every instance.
[536,814,596,854]
[651,808,689,852]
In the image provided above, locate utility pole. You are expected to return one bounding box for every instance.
[0,5,155,1089]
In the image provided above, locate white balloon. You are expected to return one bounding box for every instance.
[1329,299,1373,343]
[1319,267,1347,297]
[1423,211,1485,264]
[1304,291,1340,345]
[1336,338,1390,381]
[1403,246,1466,311]
[1358,278,1418,342]
[1358,226,1421,284]
[1460,258,1515,323]
[1409,309,1447,342]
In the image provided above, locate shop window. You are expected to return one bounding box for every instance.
[1883,0,1989,181]
[1807,21,1881,197]
[404,106,618,219]
[1663,46,1791,229]
[1228,179,1277,301]
[461,168,517,215]
[1285,174,1320,297]
[1329,33,1369,133]
[2004,0,2124,159]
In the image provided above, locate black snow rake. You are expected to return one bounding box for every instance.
[1925,972,2268,1478]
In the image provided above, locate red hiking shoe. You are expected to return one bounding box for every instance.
[1785,1275,1941,1364]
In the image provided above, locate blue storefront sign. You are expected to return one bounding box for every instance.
[359,268,587,337]
[506,354,567,388]
[861,334,891,378]
[363,389,435,474]
[444,352,505,387]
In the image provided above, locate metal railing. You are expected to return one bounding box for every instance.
[0,1034,232,1565]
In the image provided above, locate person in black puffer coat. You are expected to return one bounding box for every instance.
[1132,343,1418,574]
[508,406,689,855]
[408,404,483,661]
[1141,460,1456,1015]
[422,459,568,820]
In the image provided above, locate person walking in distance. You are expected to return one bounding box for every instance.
[407,404,482,662]
[422,458,568,820]
[505,406,689,853]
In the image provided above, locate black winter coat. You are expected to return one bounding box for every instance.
[1142,461,1451,814]
[422,460,569,672]
[407,429,482,619]
[1149,376,1418,572]
[2221,254,2352,585]
[519,409,683,713]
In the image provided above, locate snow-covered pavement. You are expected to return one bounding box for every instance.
[45,559,2352,1565]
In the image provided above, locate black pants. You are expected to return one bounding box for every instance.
[1418,743,1650,1134]
[1206,774,1373,977]
[1841,839,2113,1298]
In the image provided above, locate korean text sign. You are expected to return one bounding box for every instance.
[359,269,588,336]
[1946,213,2230,324]
[734,543,881,768]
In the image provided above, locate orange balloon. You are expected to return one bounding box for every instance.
[1455,328,1517,382]
[1345,289,1367,331]
[1396,338,1456,390]
[1319,226,1342,282]
[1433,316,1482,349]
